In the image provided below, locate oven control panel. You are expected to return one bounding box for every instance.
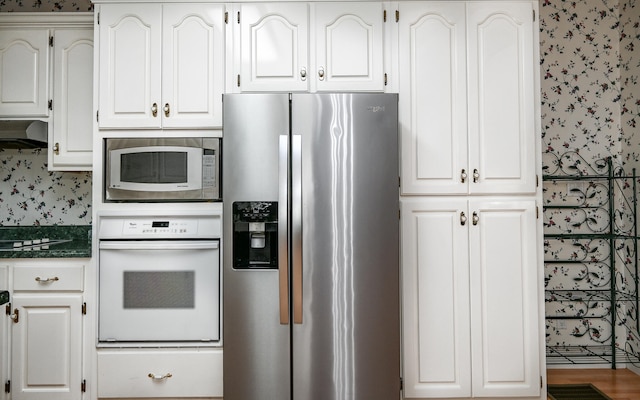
[99,215,221,239]
[122,219,198,235]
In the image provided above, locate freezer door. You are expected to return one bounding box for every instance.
[222,94,291,400]
[291,93,401,400]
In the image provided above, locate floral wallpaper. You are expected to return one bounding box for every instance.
[540,0,640,368]
[0,149,92,226]
[0,0,92,12]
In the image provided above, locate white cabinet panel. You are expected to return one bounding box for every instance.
[237,2,384,92]
[0,29,49,117]
[239,3,309,92]
[467,2,537,195]
[161,4,225,128]
[401,199,471,398]
[51,28,93,170]
[402,198,540,398]
[468,199,540,397]
[0,265,7,400]
[10,294,83,400]
[99,4,162,128]
[399,1,537,195]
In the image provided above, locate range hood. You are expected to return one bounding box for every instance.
[0,120,48,149]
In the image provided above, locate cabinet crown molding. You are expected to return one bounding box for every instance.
[0,12,93,27]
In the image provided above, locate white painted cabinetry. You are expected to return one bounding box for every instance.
[50,28,94,170]
[9,262,85,400]
[97,3,225,129]
[399,1,537,196]
[398,1,544,399]
[0,265,8,400]
[0,29,49,117]
[236,2,384,92]
[401,198,541,398]
[0,14,94,171]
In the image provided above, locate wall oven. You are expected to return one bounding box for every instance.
[98,215,221,346]
[104,137,221,202]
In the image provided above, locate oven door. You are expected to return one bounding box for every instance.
[98,240,220,343]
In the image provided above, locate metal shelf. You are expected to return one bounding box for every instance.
[543,153,640,368]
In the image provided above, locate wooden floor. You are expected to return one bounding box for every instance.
[547,368,640,400]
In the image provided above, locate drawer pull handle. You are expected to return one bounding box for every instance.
[148,373,172,381]
[10,309,18,323]
[35,276,59,283]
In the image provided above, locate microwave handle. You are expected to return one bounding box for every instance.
[99,241,219,251]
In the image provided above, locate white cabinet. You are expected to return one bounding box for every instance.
[0,14,94,171]
[399,1,537,195]
[236,2,384,92]
[10,262,84,400]
[0,29,50,117]
[0,265,8,400]
[401,198,541,398]
[50,28,93,170]
[98,3,225,129]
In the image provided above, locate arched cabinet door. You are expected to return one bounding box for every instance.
[313,2,384,91]
[239,3,309,92]
[0,30,49,117]
[99,4,162,129]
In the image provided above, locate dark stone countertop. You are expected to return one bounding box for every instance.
[0,225,91,259]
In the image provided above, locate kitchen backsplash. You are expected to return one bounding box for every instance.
[0,0,92,12]
[0,149,91,226]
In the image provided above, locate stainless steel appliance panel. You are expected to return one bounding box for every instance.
[291,93,400,400]
[222,94,291,400]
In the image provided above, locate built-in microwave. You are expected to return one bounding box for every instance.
[104,137,220,202]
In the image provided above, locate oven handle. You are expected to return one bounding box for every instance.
[99,241,219,250]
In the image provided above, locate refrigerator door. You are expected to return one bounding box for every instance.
[222,94,291,400]
[291,93,401,400]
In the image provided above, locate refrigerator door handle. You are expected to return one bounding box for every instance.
[278,135,290,325]
[292,134,303,324]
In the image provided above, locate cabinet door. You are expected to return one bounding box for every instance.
[162,4,225,129]
[468,198,540,397]
[398,2,468,195]
[11,294,82,400]
[0,29,49,117]
[0,265,7,400]
[98,4,162,128]
[401,198,471,398]
[313,2,384,91]
[239,3,309,92]
[51,28,93,171]
[467,2,537,194]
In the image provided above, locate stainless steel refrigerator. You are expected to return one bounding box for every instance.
[222,93,400,400]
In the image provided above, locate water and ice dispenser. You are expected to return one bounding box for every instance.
[232,202,278,269]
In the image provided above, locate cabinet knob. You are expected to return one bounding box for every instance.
[151,103,158,117]
[300,67,307,81]
[10,308,18,324]
[472,211,479,226]
[318,66,325,81]
[164,103,170,117]
[148,373,173,381]
[461,169,467,183]
[53,142,60,155]
[460,211,467,226]
[473,169,479,183]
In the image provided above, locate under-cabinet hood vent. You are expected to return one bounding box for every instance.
[0,120,48,149]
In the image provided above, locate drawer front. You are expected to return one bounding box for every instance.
[13,264,84,291]
[97,349,223,398]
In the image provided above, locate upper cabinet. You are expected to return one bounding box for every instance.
[97,3,225,129]
[0,29,50,117]
[235,2,384,92]
[399,1,537,195]
[50,28,94,170]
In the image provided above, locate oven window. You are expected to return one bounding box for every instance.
[120,152,188,184]
[123,271,195,309]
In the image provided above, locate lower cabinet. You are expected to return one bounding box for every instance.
[0,265,8,400]
[401,197,542,398]
[97,349,223,398]
[7,261,85,400]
